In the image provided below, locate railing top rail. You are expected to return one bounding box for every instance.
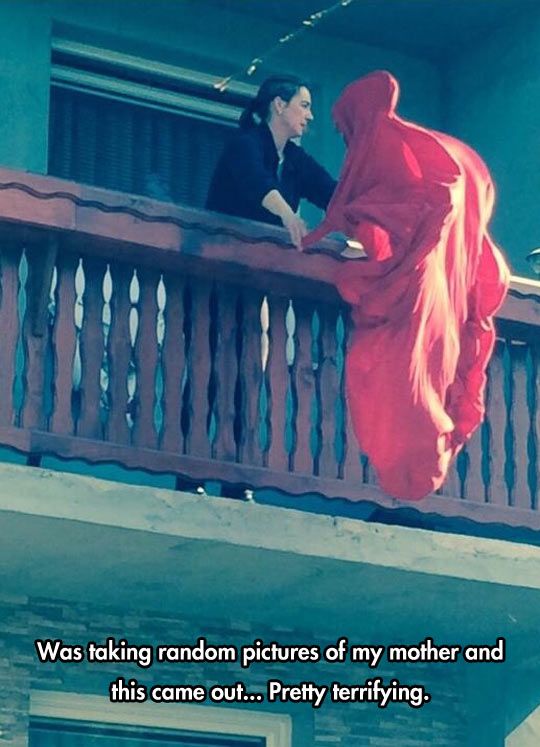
[0,167,537,319]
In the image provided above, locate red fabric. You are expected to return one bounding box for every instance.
[304,71,510,500]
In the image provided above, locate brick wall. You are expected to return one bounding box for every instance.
[0,595,467,746]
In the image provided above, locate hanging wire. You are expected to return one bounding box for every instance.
[214,0,357,92]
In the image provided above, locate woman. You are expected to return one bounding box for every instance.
[304,71,510,500]
[206,75,336,248]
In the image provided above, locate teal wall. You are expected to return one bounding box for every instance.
[0,0,440,208]
[48,0,443,171]
[0,0,50,172]
[0,0,536,274]
[0,0,443,490]
[444,10,540,277]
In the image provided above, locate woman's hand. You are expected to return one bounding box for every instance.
[262,189,307,249]
[281,211,308,250]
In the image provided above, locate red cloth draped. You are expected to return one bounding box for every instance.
[304,71,510,500]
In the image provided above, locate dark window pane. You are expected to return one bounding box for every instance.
[48,86,232,208]
[30,718,265,747]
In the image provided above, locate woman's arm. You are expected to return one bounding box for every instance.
[221,136,307,248]
[262,189,307,248]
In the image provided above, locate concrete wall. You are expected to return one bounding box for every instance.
[0,0,537,273]
[1,457,537,746]
[443,10,540,277]
[49,0,443,172]
[0,0,440,220]
[0,595,468,747]
[0,1,50,172]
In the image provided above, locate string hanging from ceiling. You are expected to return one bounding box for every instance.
[214,0,356,92]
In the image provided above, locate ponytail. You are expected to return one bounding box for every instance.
[239,99,257,130]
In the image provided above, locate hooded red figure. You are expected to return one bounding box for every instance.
[304,71,510,500]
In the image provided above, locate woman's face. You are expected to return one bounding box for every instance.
[279,86,314,138]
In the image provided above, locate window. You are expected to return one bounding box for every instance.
[30,718,264,747]
[48,40,256,207]
[29,692,291,747]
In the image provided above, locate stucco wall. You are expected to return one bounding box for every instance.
[0,1,50,172]
[443,10,540,277]
[0,0,440,219]
[0,0,536,272]
[48,0,442,172]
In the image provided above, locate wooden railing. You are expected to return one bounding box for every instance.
[0,169,538,532]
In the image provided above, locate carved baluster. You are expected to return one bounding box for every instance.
[131,267,161,449]
[290,299,315,475]
[267,295,289,472]
[185,279,213,458]
[78,257,107,440]
[50,253,78,436]
[237,289,265,466]
[160,273,185,454]
[213,284,239,462]
[21,239,56,431]
[342,315,363,483]
[106,263,133,445]
[485,339,510,505]
[509,340,533,508]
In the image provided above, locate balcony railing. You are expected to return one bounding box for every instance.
[0,168,538,534]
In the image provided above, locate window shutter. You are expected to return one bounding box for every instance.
[49,85,232,208]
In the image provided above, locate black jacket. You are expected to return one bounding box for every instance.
[206,123,336,225]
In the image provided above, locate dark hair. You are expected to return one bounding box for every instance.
[239,75,310,129]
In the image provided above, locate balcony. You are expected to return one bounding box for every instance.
[0,168,538,540]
